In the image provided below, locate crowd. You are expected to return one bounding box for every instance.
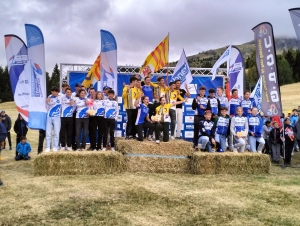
[0,73,299,168]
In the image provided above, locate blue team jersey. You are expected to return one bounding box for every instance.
[142,85,154,102]
[61,96,74,117]
[75,98,88,118]
[233,115,247,132]
[93,99,105,117]
[216,116,230,136]
[135,104,149,125]
[241,98,256,117]
[193,96,208,116]
[47,95,61,117]
[208,97,219,115]
[104,99,119,119]
[228,97,241,116]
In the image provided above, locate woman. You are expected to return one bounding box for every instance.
[154,97,186,143]
[74,89,89,151]
[134,96,155,141]
[230,106,248,153]
[93,91,105,150]
[13,114,28,156]
[282,117,294,167]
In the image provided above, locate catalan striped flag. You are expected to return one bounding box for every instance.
[140,35,169,77]
[82,54,101,88]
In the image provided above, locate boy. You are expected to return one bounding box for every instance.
[15,136,31,161]
[240,91,256,117]
[214,106,231,152]
[45,86,62,152]
[103,90,119,151]
[197,110,216,152]
[230,106,248,153]
[192,86,209,149]
[207,88,221,118]
[248,107,265,153]
[228,89,241,117]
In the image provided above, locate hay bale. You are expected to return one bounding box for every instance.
[124,156,190,174]
[117,139,194,156]
[191,152,270,175]
[33,151,126,176]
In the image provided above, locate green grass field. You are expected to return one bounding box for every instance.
[1,83,300,225]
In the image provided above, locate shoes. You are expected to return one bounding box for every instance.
[156,140,160,144]
[111,147,115,151]
[60,147,66,151]
[257,151,262,154]
[9,146,12,150]
[93,149,97,152]
[232,148,238,153]
[67,147,72,151]
[125,136,130,140]
[102,148,106,151]
[148,138,154,141]
[76,149,81,152]
[45,148,50,153]
[0,180,4,186]
[171,136,175,140]
[53,149,58,152]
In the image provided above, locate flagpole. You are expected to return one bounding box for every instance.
[166,32,170,85]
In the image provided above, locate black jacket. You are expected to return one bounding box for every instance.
[269,127,282,145]
[13,114,28,137]
[0,114,11,131]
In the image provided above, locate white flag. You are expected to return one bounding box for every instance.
[211,45,231,80]
[170,49,192,89]
[250,77,262,111]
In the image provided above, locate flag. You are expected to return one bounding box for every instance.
[250,77,262,112]
[100,30,118,94]
[82,54,101,89]
[4,34,29,122]
[252,22,282,116]
[25,24,47,130]
[140,35,169,78]
[228,46,245,100]
[289,8,300,50]
[211,45,231,80]
[170,49,192,89]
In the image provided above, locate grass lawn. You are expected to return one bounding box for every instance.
[1,82,300,225]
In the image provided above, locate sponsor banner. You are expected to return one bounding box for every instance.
[115,130,122,137]
[211,45,231,80]
[117,96,122,104]
[289,8,300,50]
[170,49,193,89]
[184,116,194,123]
[100,30,118,94]
[116,123,122,130]
[229,46,244,100]
[123,123,126,130]
[184,131,194,138]
[252,22,282,116]
[250,77,262,112]
[4,35,29,121]
[25,24,47,129]
[185,124,194,130]
[116,115,122,122]
[185,106,193,112]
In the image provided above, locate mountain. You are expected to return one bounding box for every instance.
[169,38,298,68]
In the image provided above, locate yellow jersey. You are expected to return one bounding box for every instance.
[122,86,140,109]
[155,103,172,122]
[150,82,169,98]
[166,90,184,110]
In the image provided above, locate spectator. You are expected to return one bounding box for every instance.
[13,114,28,156]
[37,129,45,155]
[0,120,7,157]
[15,136,31,161]
[282,118,295,167]
[293,117,300,153]
[262,121,272,154]
[0,110,12,150]
[290,109,298,127]
[269,121,282,164]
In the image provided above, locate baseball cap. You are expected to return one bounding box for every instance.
[75,82,83,87]
[103,86,112,90]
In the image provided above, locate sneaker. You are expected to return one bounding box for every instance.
[232,148,238,153]
[93,149,97,152]
[171,136,175,140]
[67,147,72,151]
[148,138,154,142]
[156,140,160,144]
[9,146,12,150]
[53,149,58,152]
[60,147,66,151]
[76,149,81,152]
[111,147,115,151]
[125,136,130,140]
[258,151,262,154]
[102,148,106,151]
[45,148,50,153]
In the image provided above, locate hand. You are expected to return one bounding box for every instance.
[46,98,50,103]
[211,138,216,145]
[250,132,254,136]
[184,97,188,102]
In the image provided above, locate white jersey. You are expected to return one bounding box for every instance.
[104,99,119,120]
[61,96,74,117]
[75,97,88,118]
[46,95,62,117]
[93,99,106,117]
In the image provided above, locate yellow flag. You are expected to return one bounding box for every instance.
[82,54,101,88]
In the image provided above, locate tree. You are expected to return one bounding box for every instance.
[49,63,60,91]
[277,56,294,85]
[0,66,13,102]
[293,50,300,82]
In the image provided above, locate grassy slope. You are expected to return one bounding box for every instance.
[1,84,300,225]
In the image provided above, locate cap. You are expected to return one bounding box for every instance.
[0,110,5,113]
[103,86,112,90]
[75,82,83,87]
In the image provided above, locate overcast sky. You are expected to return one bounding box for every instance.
[0,0,299,73]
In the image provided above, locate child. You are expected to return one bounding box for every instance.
[15,136,31,161]
[269,121,282,164]
[248,107,265,153]
[230,106,248,153]
[103,90,119,151]
[214,106,230,152]
[197,110,216,152]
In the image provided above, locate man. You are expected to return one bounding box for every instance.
[240,90,256,117]
[142,76,155,117]
[192,86,209,149]
[0,120,7,185]
[72,82,83,98]
[228,89,241,117]
[290,109,298,127]
[166,82,185,140]
[150,76,169,99]
[0,110,12,150]
[197,110,216,152]
[248,107,265,153]
[103,86,112,100]
[207,88,221,119]
[122,76,139,139]
[60,83,70,95]
[216,86,229,108]
[45,86,62,152]
[175,80,190,139]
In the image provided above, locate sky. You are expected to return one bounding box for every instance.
[0,0,299,73]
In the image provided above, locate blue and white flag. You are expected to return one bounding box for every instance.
[100,30,118,94]
[211,45,231,81]
[170,49,192,89]
[25,24,47,130]
[229,46,244,100]
[250,77,262,112]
